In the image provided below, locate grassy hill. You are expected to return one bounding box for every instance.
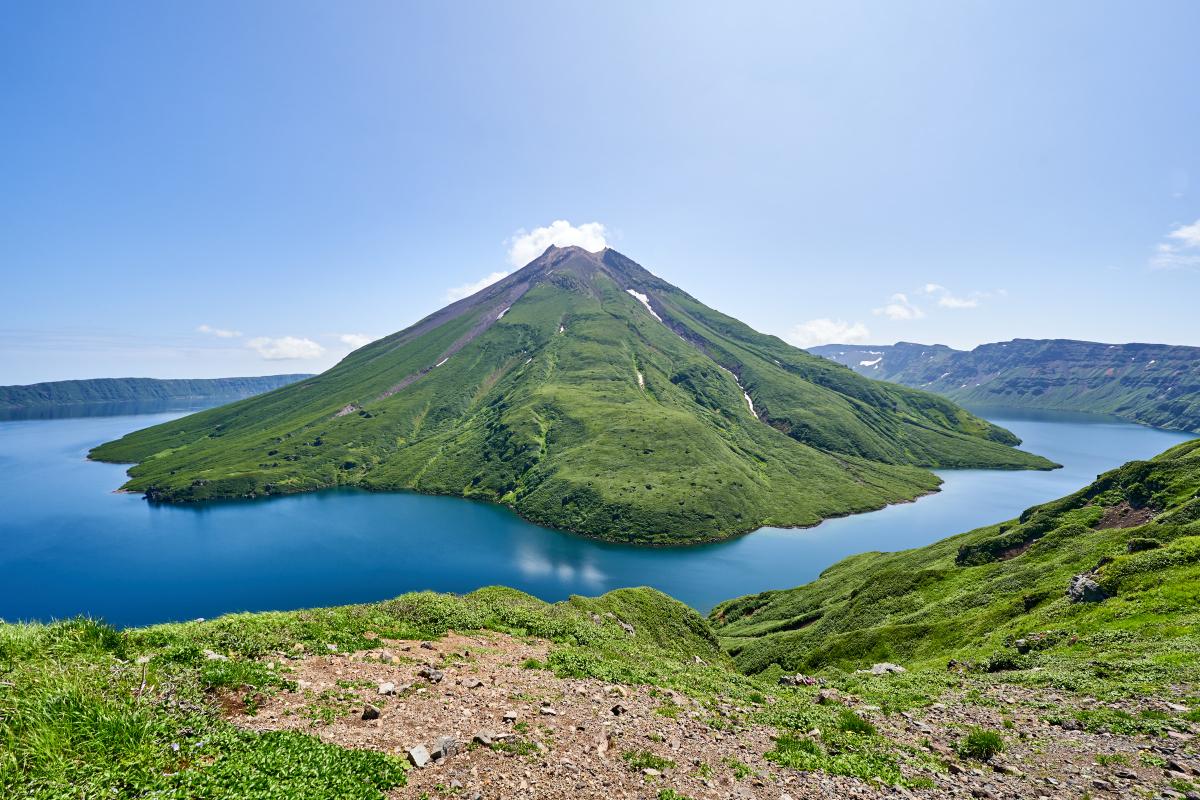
[0,375,311,411]
[810,339,1200,433]
[90,246,1052,544]
[712,437,1200,697]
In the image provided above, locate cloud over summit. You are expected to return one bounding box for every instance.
[444,220,610,302]
[506,220,608,268]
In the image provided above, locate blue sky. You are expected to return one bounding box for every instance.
[2,1,1198,384]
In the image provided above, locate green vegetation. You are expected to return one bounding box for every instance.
[657,790,696,800]
[12,434,1200,793]
[958,727,1005,760]
[712,438,1200,699]
[765,729,916,786]
[0,586,727,797]
[622,749,676,772]
[0,375,310,411]
[2,583,963,794]
[90,246,1051,544]
[836,708,876,735]
[811,339,1200,434]
[0,618,408,799]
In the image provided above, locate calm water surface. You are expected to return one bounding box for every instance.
[0,406,1192,626]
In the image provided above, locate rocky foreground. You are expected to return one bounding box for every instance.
[227,630,1200,800]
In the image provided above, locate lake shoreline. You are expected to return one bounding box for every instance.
[1,407,1193,627]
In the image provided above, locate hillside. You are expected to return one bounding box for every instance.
[89,246,1052,544]
[712,437,1200,692]
[0,374,311,411]
[6,582,1199,798]
[811,339,1200,433]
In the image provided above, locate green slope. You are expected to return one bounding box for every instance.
[810,339,1200,434]
[0,586,722,798]
[91,246,1053,544]
[712,437,1200,695]
[0,374,311,410]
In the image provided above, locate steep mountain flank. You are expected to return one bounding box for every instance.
[91,246,1052,543]
[811,339,1200,433]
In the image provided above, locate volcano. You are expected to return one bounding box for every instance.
[92,246,1054,543]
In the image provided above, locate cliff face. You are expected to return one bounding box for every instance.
[0,374,312,410]
[811,339,1200,433]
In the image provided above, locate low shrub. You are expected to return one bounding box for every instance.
[958,727,1004,760]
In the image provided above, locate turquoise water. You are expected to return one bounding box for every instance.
[0,406,1192,627]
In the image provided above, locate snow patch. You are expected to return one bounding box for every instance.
[558,324,565,334]
[625,289,662,322]
[637,370,645,388]
[717,365,759,418]
[497,307,511,320]
[859,357,883,367]
[435,357,449,367]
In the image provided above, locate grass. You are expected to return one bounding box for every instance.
[836,709,876,735]
[1,583,956,794]
[712,438,1200,700]
[0,618,409,799]
[958,727,1005,760]
[622,749,676,772]
[657,790,696,800]
[88,247,1050,544]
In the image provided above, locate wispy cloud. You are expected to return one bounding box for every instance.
[921,283,991,309]
[786,318,871,348]
[338,333,374,349]
[246,336,325,360]
[1151,218,1200,270]
[197,324,242,338]
[873,293,925,321]
[506,220,608,268]
[445,271,510,302]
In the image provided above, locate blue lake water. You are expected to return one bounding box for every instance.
[0,406,1192,627]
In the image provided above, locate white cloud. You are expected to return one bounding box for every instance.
[1168,219,1200,248]
[921,283,986,309]
[445,271,510,302]
[246,336,325,360]
[873,293,925,321]
[338,333,374,349]
[786,318,871,348]
[506,220,608,268]
[197,324,242,338]
[1151,217,1200,270]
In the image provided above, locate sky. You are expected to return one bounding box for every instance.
[2,1,1198,384]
